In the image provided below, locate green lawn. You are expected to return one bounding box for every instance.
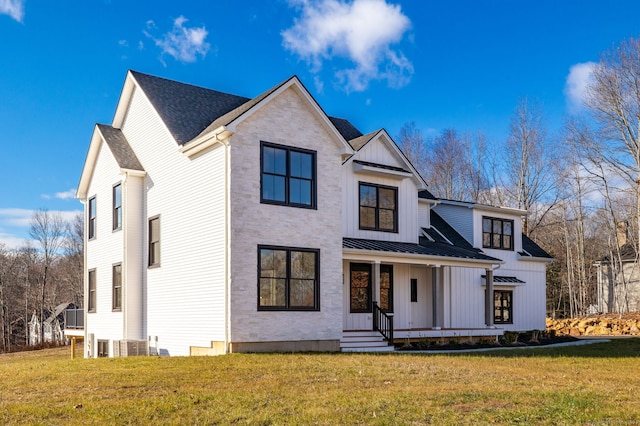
[1,339,639,425]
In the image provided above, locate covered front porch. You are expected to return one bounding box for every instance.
[342,238,504,349]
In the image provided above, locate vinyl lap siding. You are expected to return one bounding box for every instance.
[85,141,125,355]
[121,87,227,356]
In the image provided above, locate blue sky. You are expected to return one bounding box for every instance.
[1,0,639,248]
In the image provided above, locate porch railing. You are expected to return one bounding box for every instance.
[64,308,84,330]
[372,302,393,345]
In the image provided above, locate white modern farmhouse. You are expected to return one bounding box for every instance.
[77,71,552,357]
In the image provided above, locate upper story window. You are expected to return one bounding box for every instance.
[359,182,398,232]
[261,142,316,209]
[88,269,96,312]
[113,183,122,231]
[88,196,97,240]
[148,216,160,267]
[258,245,319,311]
[482,217,513,250]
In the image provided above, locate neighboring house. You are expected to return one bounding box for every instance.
[77,71,552,357]
[594,223,640,313]
[28,302,74,345]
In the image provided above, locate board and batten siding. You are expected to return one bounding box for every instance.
[343,137,419,243]
[228,86,343,346]
[120,86,227,356]
[85,140,125,356]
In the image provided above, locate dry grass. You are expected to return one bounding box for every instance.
[1,339,639,425]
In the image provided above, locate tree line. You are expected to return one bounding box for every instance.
[0,210,83,353]
[397,36,640,318]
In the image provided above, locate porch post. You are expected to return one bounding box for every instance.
[432,266,441,330]
[485,268,494,327]
[372,261,380,307]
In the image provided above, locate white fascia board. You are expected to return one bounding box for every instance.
[226,77,354,156]
[112,72,137,129]
[180,126,232,158]
[438,199,527,216]
[76,126,103,200]
[342,248,502,268]
[517,254,554,263]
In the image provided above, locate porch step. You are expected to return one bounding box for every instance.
[341,331,395,353]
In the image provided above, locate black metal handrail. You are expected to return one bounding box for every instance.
[64,308,84,329]
[372,301,393,345]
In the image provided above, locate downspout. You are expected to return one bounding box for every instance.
[220,135,232,354]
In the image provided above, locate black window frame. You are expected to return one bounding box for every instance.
[260,141,317,209]
[258,245,320,311]
[358,182,398,233]
[88,196,97,240]
[350,263,372,313]
[494,290,513,324]
[112,263,122,311]
[148,216,160,268]
[482,216,514,251]
[88,269,96,313]
[112,183,122,231]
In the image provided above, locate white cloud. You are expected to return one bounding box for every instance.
[0,0,25,22]
[565,62,595,112]
[282,0,413,92]
[40,188,77,201]
[145,15,210,64]
[0,208,34,227]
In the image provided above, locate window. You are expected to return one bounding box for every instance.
[494,290,513,324]
[88,269,96,312]
[380,264,393,313]
[112,263,122,311]
[359,183,397,232]
[482,217,513,250]
[261,142,316,208]
[113,183,122,230]
[148,216,160,267]
[88,196,96,240]
[97,340,109,357]
[350,263,372,313]
[410,278,418,303]
[258,246,319,311]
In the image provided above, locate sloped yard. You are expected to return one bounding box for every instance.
[1,339,639,425]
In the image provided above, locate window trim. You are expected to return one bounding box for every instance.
[482,216,514,251]
[494,290,513,324]
[350,263,372,313]
[112,263,122,311]
[112,183,122,231]
[88,196,97,240]
[257,245,320,311]
[148,215,160,268]
[358,182,398,233]
[260,141,317,210]
[88,269,96,313]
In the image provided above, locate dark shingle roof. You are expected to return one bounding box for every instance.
[131,71,250,145]
[97,124,144,171]
[598,242,637,262]
[418,189,438,200]
[131,71,363,146]
[520,234,553,259]
[330,117,363,141]
[344,238,501,262]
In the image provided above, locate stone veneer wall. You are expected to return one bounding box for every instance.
[547,315,640,336]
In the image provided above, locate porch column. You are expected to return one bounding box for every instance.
[372,261,380,307]
[432,266,441,330]
[485,269,494,327]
